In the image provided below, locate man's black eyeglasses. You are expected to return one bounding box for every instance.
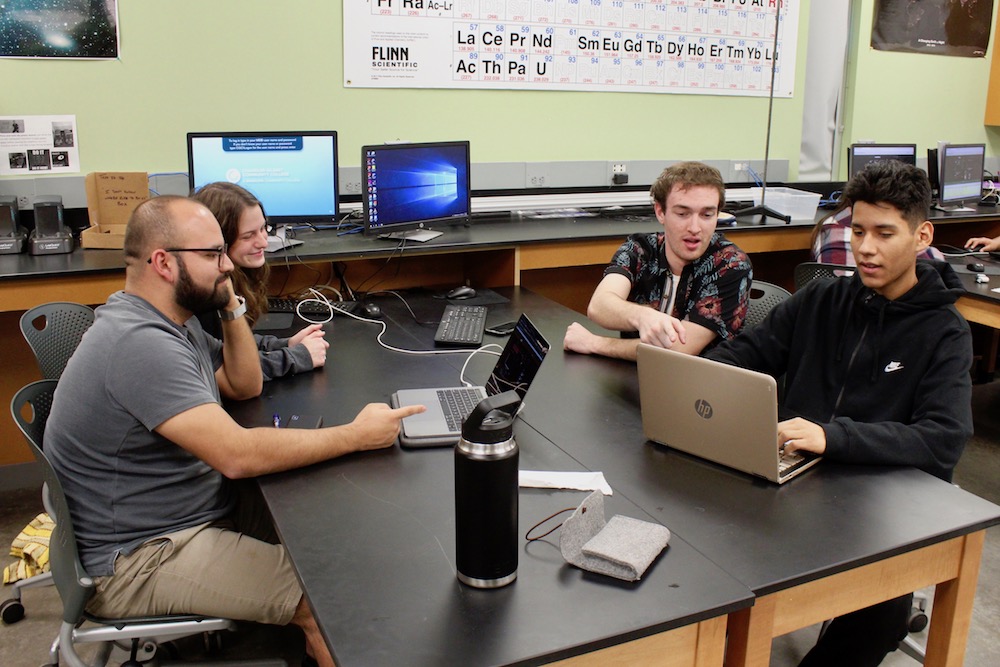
[147,245,229,269]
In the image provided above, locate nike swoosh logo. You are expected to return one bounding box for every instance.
[884,361,904,373]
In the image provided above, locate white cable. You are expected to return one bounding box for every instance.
[367,290,422,322]
[458,344,504,387]
[331,305,503,359]
[295,288,336,325]
[304,284,343,301]
[939,249,988,257]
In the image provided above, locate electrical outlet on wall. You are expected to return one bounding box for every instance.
[608,162,629,185]
[17,196,30,209]
[525,163,550,188]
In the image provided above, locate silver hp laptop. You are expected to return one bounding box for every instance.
[636,344,820,484]
[391,314,550,448]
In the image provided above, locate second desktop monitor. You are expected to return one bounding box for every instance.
[847,143,917,179]
[363,141,471,240]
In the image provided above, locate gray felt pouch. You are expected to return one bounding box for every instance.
[559,490,670,582]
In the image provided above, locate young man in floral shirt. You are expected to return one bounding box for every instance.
[564,161,753,360]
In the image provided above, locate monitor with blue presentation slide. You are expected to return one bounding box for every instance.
[362,141,471,242]
[187,131,339,226]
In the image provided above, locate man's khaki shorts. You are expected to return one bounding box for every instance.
[87,483,301,625]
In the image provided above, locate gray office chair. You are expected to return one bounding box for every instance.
[745,281,792,329]
[1,384,57,625]
[2,303,95,625]
[793,262,855,292]
[19,302,95,379]
[10,380,238,667]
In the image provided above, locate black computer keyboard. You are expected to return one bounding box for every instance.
[434,304,487,346]
[268,297,342,316]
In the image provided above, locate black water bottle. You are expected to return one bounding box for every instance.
[455,390,521,588]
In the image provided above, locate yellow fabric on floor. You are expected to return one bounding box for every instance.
[3,512,53,584]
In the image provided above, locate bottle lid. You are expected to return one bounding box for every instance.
[461,390,521,444]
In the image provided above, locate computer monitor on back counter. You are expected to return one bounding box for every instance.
[362,141,471,242]
[187,131,340,226]
[936,143,985,213]
[847,143,917,178]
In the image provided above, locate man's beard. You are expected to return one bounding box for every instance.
[174,256,230,314]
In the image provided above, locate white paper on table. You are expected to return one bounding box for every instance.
[519,470,613,496]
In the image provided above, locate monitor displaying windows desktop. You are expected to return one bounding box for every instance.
[187,131,339,226]
[847,143,917,178]
[936,143,985,213]
[362,141,471,242]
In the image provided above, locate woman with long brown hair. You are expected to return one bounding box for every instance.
[193,182,327,380]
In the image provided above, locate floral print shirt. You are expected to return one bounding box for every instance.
[605,231,753,345]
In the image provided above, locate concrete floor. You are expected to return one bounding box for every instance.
[2,381,999,666]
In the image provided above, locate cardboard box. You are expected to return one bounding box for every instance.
[81,172,149,249]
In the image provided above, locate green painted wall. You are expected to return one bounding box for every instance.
[0,1,812,177]
[841,0,1000,178]
[1,0,997,180]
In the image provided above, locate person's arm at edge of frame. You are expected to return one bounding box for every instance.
[964,235,1000,252]
[155,401,426,479]
[215,281,264,400]
[820,322,973,480]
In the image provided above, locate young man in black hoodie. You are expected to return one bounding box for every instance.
[705,160,973,666]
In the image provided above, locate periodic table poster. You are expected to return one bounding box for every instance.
[343,0,799,97]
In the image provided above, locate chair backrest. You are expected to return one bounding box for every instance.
[11,380,95,625]
[19,302,95,380]
[793,262,856,292]
[745,281,792,329]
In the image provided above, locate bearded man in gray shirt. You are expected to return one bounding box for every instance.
[46,195,424,667]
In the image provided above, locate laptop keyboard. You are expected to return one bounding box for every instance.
[779,450,816,477]
[438,388,484,431]
[434,304,487,346]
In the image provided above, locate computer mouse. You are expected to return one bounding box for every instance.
[968,262,985,273]
[446,286,477,300]
[360,302,382,318]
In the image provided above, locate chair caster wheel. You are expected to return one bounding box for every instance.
[1,598,25,624]
[908,609,929,633]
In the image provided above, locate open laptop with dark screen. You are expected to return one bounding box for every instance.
[391,314,550,448]
[636,344,820,484]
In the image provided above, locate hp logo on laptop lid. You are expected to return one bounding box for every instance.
[694,399,713,419]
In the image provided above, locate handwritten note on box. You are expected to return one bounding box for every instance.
[82,172,149,249]
[85,172,149,227]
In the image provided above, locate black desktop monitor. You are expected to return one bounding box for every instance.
[187,131,339,226]
[936,143,985,212]
[362,141,471,241]
[847,143,917,178]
